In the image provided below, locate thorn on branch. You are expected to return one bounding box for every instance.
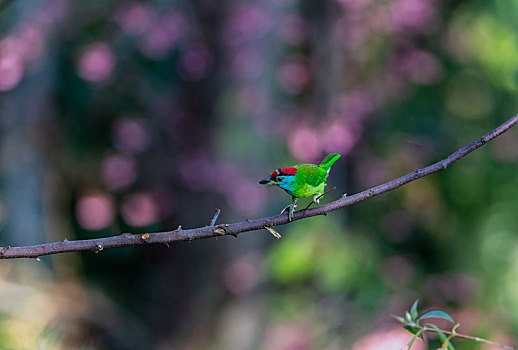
[212,226,226,236]
[93,244,104,253]
[209,209,221,227]
[141,233,150,241]
[265,226,281,239]
[0,246,10,256]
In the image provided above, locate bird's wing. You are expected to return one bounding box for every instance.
[295,164,328,187]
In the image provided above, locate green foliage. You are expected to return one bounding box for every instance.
[267,217,377,293]
[418,310,455,323]
[394,300,515,350]
[394,299,456,349]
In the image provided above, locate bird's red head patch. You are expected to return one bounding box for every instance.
[270,167,297,180]
[280,167,297,175]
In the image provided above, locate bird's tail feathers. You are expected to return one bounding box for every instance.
[319,153,341,171]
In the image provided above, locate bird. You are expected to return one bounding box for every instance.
[259,153,341,221]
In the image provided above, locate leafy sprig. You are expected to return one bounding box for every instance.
[393,300,515,350]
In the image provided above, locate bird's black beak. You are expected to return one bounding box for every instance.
[259,177,274,185]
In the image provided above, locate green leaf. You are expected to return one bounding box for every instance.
[403,325,421,336]
[407,329,423,350]
[405,311,413,323]
[424,324,455,350]
[410,299,419,320]
[392,314,407,324]
[418,310,455,323]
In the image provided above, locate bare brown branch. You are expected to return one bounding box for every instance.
[1,114,517,259]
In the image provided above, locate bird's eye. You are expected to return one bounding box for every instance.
[276,177,284,182]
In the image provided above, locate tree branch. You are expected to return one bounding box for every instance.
[1,115,517,259]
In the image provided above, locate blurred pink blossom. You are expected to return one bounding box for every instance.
[288,127,322,162]
[101,154,137,191]
[114,2,153,36]
[228,180,266,215]
[391,0,436,34]
[35,0,68,23]
[336,15,369,50]
[77,42,116,83]
[224,253,261,295]
[1,25,44,64]
[222,4,271,47]
[397,49,443,85]
[277,55,312,95]
[178,44,213,81]
[322,122,359,155]
[0,55,23,91]
[121,193,159,227]
[139,12,186,60]
[17,24,45,62]
[352,327,425,350]
[332,90,373,121]
[112,118,151,154]
[76,193,115,231]
[265,322,311,350]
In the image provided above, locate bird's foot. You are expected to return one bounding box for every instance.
[281,204,296,221]
[288,204,295,221]
[280,204,297,215]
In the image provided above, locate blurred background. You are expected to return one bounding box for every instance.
[0,0,517,348]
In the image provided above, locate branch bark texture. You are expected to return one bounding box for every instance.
[2,115,517,259]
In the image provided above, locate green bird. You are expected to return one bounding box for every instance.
[259,153,341,221]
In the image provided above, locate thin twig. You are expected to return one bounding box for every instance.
[421,326,515,350]
[209,209,221,227]
[303,186,336,210]
[0,114,516,259]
